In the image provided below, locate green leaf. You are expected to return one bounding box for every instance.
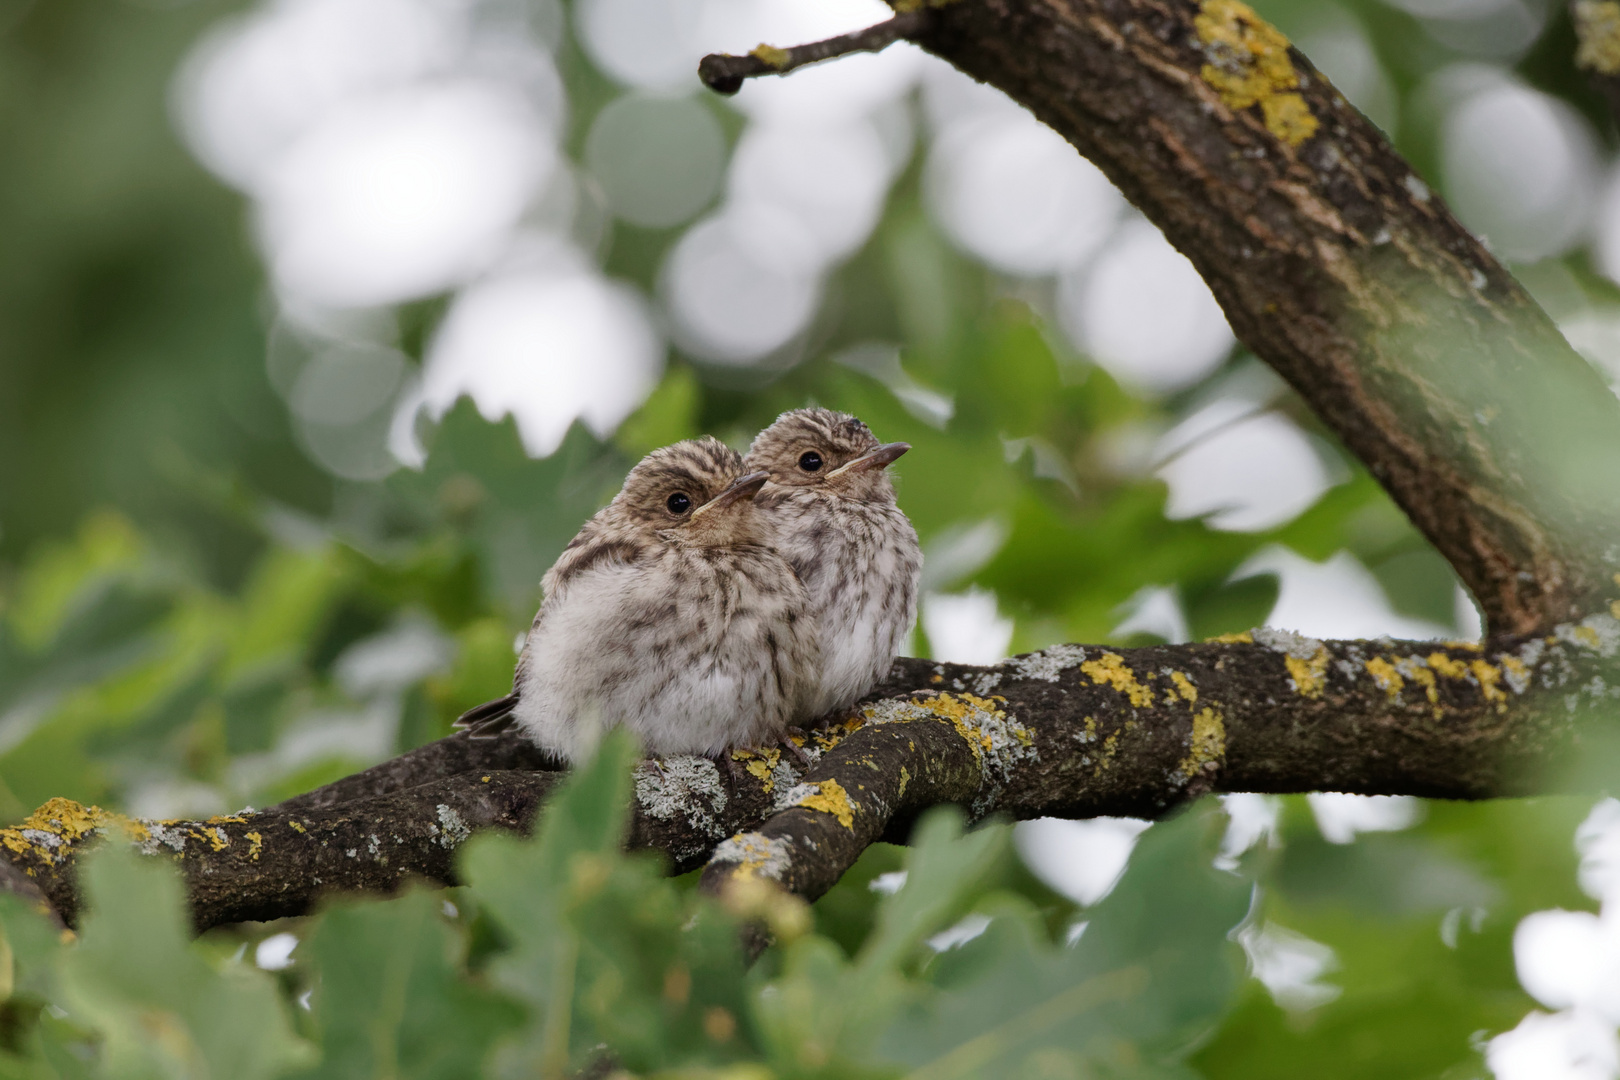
[57,843,312,1080]
[290,889,521,1080]
[878,805,1250,1074]
[458,730,639,1073]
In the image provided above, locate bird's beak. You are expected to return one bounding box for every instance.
[689,471,770,519]
[827,442,910,478]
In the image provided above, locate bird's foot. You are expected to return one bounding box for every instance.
[706,750,749,786]
[776,732,814,770]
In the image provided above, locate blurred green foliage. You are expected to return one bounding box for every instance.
[2,0,1617,1073]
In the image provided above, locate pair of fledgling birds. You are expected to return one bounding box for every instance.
[456,408,922,764]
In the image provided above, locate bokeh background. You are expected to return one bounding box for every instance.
[5,0,1620,1072]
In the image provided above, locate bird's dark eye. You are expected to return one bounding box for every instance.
[666,492,691,514]
[798,451,823,472]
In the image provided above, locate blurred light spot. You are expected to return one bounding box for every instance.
[927,112,1124,277]
[422,268,664,457]
[1456,584,1485,641]
[1441,77,1598,263]
[730,119,895,270]
[585,94,725,229]
[176,0,466,189]
[927,913,991,952]
[1295,9,1398,136]
[920,518,1009,592]
[868,870,907,895]
[1111,585,1189,644]
[334,615,453,699]
[1308,793,1425,845]
[256,933,299,971]
[1558,308,1620,390]
[1488,1009,1620,1080]
[1015,817,1152,906]
[1514,908,1620,1018]
[1237,546,1455,640]
[663,209,821,363]
[1578,799,1620,904]
[1217,793,1281,871]
[833,343,954,428]
[1059,219,1234,393]
[1156,413,1333,532]
[297,403,402,481]
[1235,921,1341,1010]
[921,587,1013,665]
[1388,0,1544,59]
[261,82,554,308]
[575,0,703,90]
[290,343,406,426]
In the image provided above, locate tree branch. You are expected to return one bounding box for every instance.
[698,10,932,95]
[702,0,1620,634]
[1573,1,1620,127]
[6,628,1617,929]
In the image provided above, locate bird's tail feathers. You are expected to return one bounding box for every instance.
[455,693,519,738]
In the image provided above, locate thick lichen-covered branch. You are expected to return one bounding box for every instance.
[6,624,1619,930]
[1574,0,1620,123]
[703,0,1620,634]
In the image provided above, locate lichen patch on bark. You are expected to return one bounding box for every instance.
[1192,0,1318,146]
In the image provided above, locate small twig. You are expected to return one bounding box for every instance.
[698,9,932,95]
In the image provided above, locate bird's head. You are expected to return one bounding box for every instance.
[744,407,909,504]
[612,436,770,548]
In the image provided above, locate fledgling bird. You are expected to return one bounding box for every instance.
[456,437,820,763]
[744,408,921,720]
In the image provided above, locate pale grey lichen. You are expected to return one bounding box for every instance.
[1253,626,1325,660]
[1007,644,1088,683]
[711,831,793,881]
[863,691,1038,819]
[1558,614,1620,658]
[634,756,729,843]
[435,804,471,849]
[141,822,189,855]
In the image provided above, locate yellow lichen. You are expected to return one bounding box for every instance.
[288,821,306,834]
[795,779,855,830]
[749,43,790,69]
[1284,646,1331,699]
[1611,600,1620,620]
[1193,0,1318,146]
[898,766,910,798]
[1179,707,1226,780]
[1576,1,1620,75]
[1574,625,1603,650]
[0,798,146,863]
[1402,659,1439,706]
[1081,652,1156,708]
[1167,671,1199,705]
[734,747,782,793]
[1470,659,1507,704]
[1209,630,1254,644]
[1364,656,1404,699]
[246,831,263,861]
[1427,652,1470,679]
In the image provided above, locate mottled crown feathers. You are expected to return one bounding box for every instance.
[612,435,747,525]
[744,408,887,493]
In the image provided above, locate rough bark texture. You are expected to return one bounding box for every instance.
[6,627,1617,929]
[880,0,1620,635]
[1573,0,1620,126]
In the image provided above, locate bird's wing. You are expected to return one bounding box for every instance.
[454,692,520,738]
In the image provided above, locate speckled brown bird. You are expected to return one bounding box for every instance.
[456,437,820,763]
[744,407,921,720]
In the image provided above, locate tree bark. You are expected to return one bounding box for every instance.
[6,629,1616,929]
